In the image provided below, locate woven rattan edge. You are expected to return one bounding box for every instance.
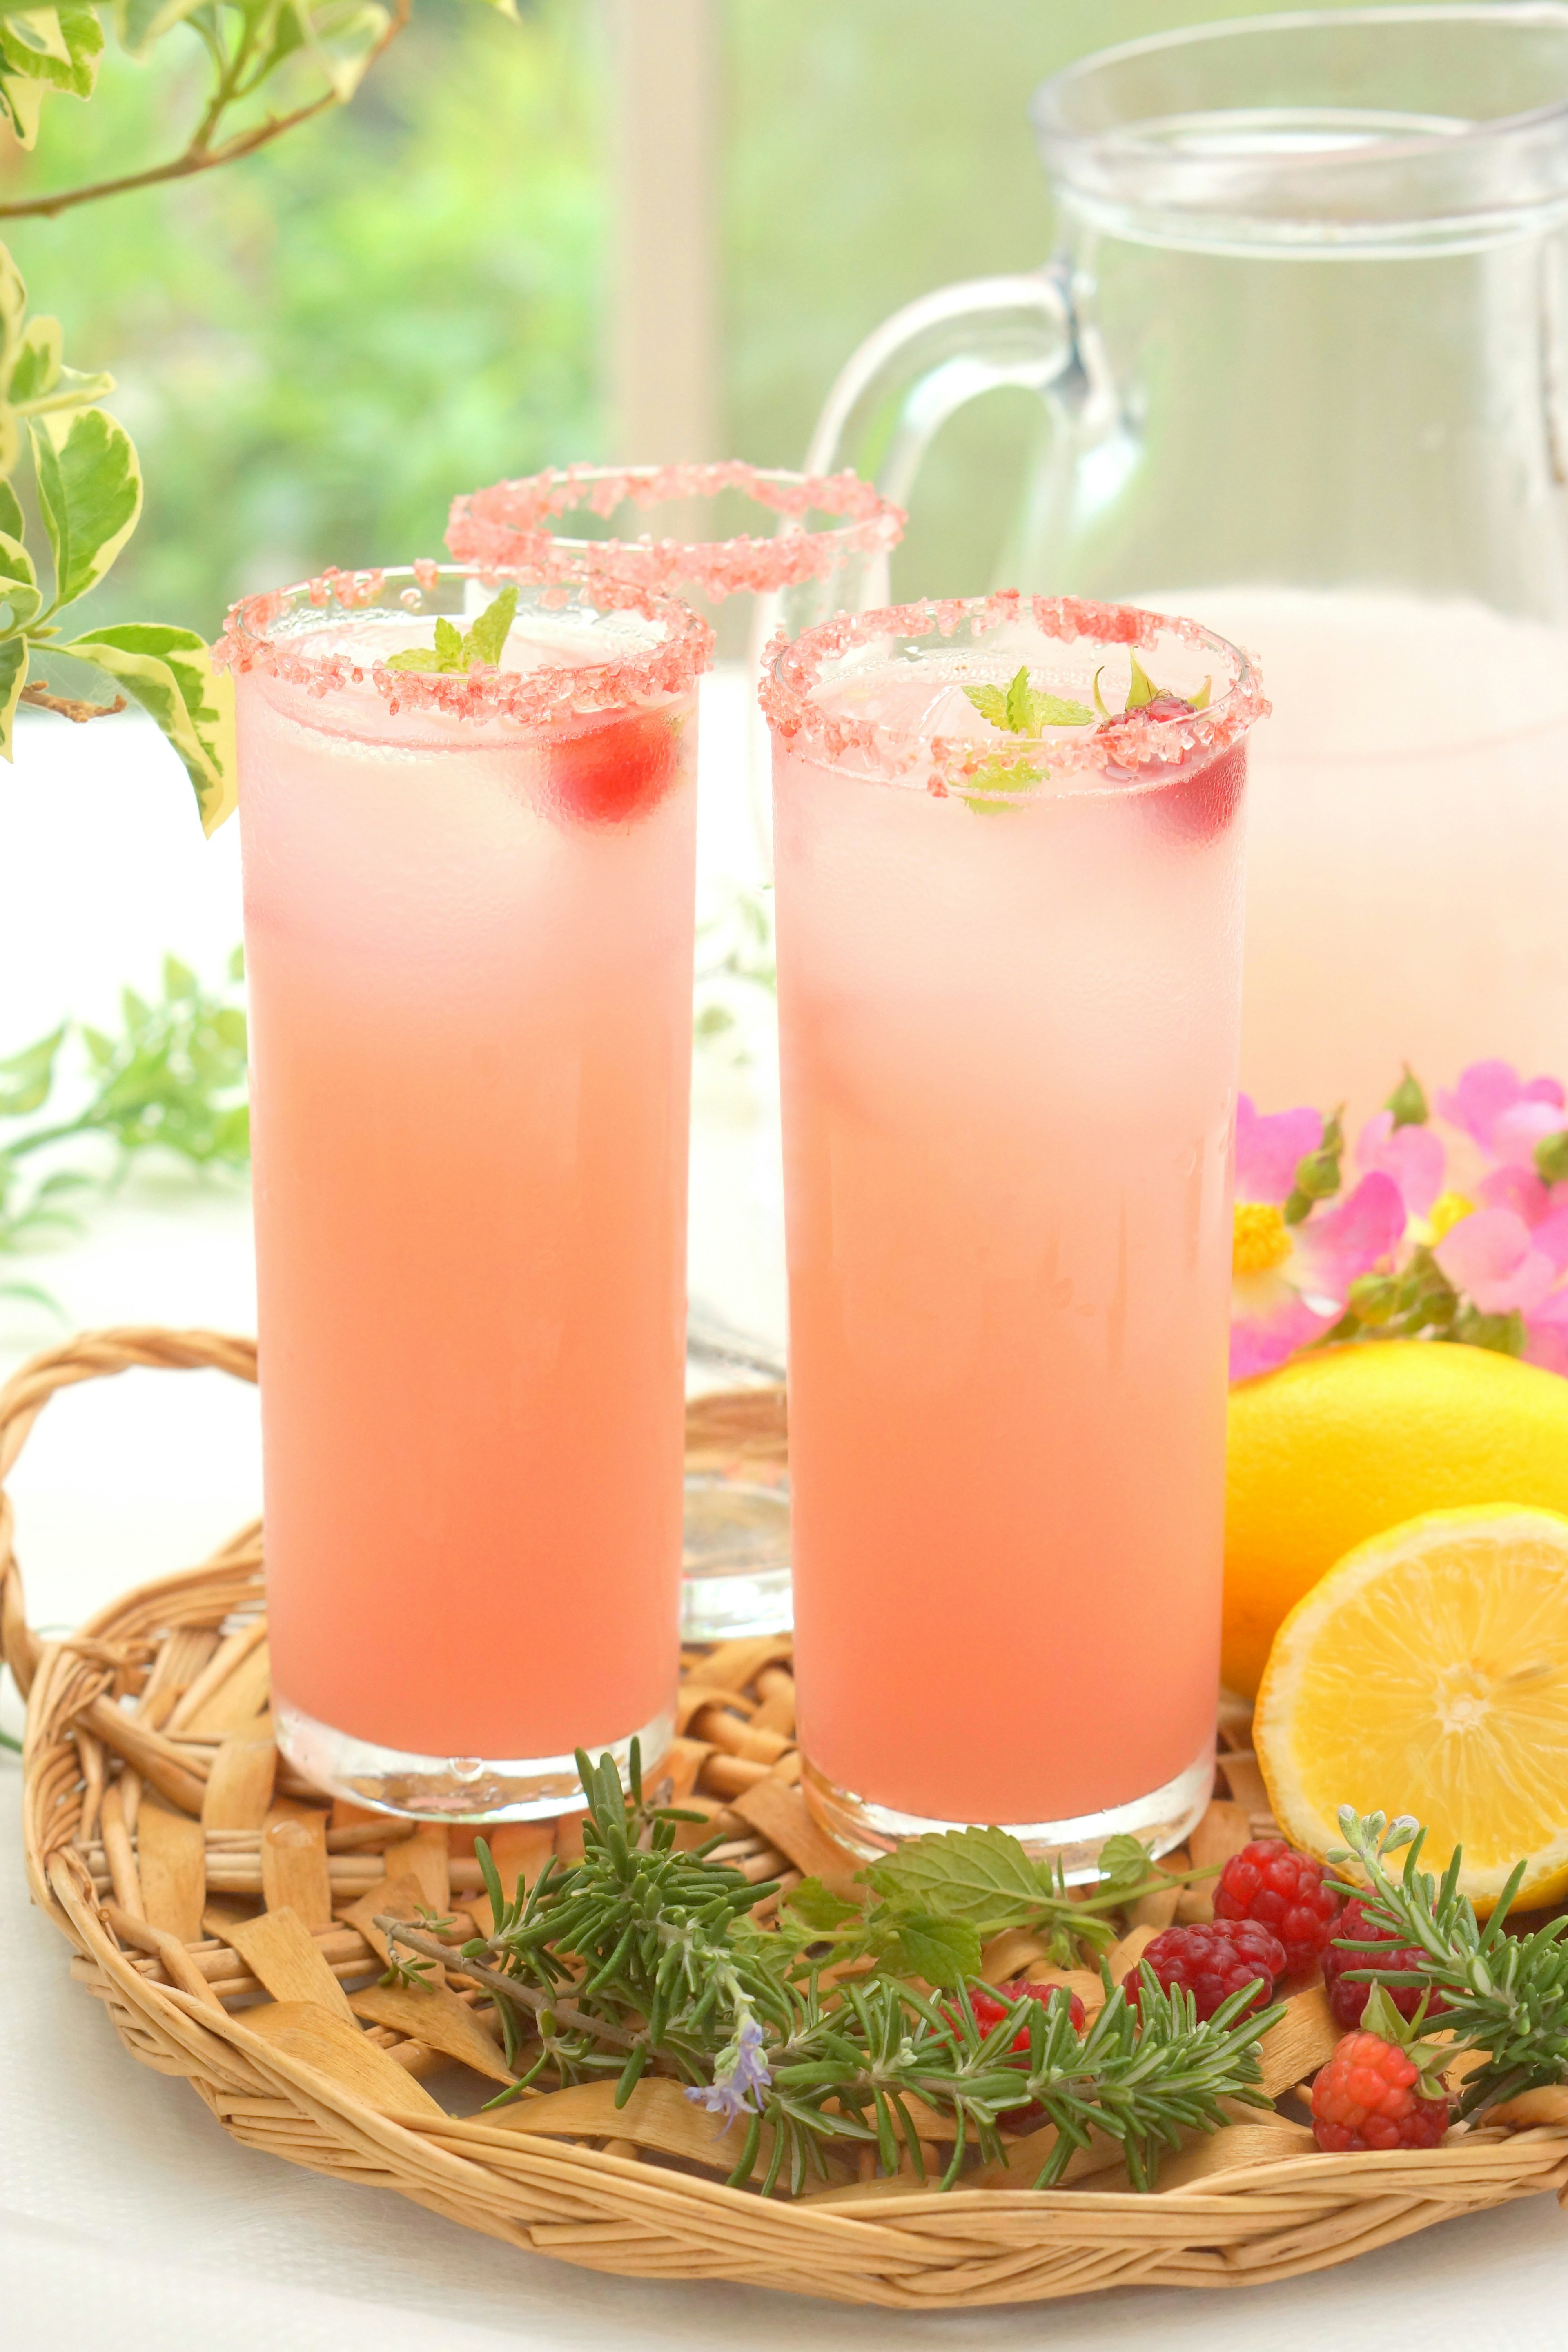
[9,1326,1568,2307]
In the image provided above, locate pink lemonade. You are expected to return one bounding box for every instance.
[766,599,1266,1863]
[227,572,710,1817]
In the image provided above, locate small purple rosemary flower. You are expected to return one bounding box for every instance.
[684,2015,772,2120]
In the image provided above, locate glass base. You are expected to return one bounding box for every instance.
[801,1738,1216,1886]
[274,1692,676,1824]
[681,1474,793,1641]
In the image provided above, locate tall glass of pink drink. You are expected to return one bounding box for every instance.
[763,595,1267,1872]
[221,565,713,1819]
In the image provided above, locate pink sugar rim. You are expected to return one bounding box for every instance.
[760,592,1270,794]
[444,462,905,600]
[213,562,714,724]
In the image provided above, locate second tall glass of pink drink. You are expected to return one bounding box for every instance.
[222,567,712,1819]
[763,595,1267,1871]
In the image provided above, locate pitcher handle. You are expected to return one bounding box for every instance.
[803,267,1083,572]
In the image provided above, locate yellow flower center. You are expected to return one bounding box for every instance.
[1233,1201,1292,1276]
[1429,1190,1476,1243]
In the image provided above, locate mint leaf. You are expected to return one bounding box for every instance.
[1027,689,1093,728]
[869,1910,981,1989]
[962,680,1009,728]
[1003,665,1034,734]
[864,1824,1048,1930]
[1095,1833,1154,1900]
[782,1876,859,1933]
[967,667,1092,742]
[461,582,517,669]
[385,589,515,677]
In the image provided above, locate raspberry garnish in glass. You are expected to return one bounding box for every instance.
[217,564,713,1820]
[761,592,1268,1873]
[448,461,905,1644]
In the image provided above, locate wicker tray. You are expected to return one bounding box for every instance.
[5,1327,1567,2310]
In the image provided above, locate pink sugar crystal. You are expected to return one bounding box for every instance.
[214,561,714,726]
[757,593,1268,794]
[444,460,904,601]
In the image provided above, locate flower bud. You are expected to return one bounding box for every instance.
[1385,1065,1429,1129]
[1535,1131,1568,1186]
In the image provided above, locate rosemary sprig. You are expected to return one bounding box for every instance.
[383,1750,1281,2196]
[1329,1807,1568,2118]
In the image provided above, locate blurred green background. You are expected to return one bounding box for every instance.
[4,0,1376,635]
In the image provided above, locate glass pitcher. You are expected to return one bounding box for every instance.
[806,5,1568,1120]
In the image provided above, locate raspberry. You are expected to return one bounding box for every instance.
[547,706,681,826]
[962,1980,1085,2134]
[1125,1920,1285,2022]
[968,1979,1086,2049]
[1311,2030,1450,2152]
[1214,1840,1341,1977]
[1322,1896,1448,2030]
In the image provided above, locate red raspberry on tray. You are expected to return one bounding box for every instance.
[1124,1920,1286,2022]
[1214,1840,1341,1977]
[1321,1896,1448,2030]
[969,1980,1087,2049]
[1312,2029,1450,2153]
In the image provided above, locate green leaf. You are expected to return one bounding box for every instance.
[0,633,25,758]
[385,588,517,676]
[864,1825,1048,1931]
[870,1911,981,1989]
[1124,651,1158,710]
[1189,675,1212,711]
[65,625,236,832]
[163,953,197,1002]
[784,1877,860,1933]
[0,482,20,543]
[0,529,40,635]
[962,680,1009,728]
[227,944,245,984]
[6,313,58,404]
[1095,1834,1154,1900]
[462,581,517,668]
[1385,1065,1429,1130]
[0,4,101,96]
[29,405,142,608]
[0,66,45,146]
[0,1022,64,1115]
[114,0,210,60]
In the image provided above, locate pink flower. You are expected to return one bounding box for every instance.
[1475,1161,1561,1227]
[1235,1097,1321,1204]
[1436,1061,1565,1154]
[1432,1208,1560,1316]
[1356,1110,1446,1218]
[1231,1160,1407,1383]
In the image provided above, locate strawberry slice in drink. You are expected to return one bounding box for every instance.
[546,705,684,826]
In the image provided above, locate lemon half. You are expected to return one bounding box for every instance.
[1255,1505,1568,1914]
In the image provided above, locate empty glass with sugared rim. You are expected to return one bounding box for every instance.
[762,591,1268,1873]
[448,463,905,1642]
[218,563,713,1820]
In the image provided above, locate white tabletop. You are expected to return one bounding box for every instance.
[2,705,1565,2347]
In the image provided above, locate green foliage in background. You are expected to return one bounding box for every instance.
[0,0,588,821]
[2,0,600,642]
[0,947,247,1310]
[724,0,1386,601]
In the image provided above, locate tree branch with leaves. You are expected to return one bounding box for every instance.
[0,0,518,826]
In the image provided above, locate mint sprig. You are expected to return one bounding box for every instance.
[958,664,1091,814]
[384,584,518,674]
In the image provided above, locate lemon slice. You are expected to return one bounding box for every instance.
[1255,1505,1568,1914]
